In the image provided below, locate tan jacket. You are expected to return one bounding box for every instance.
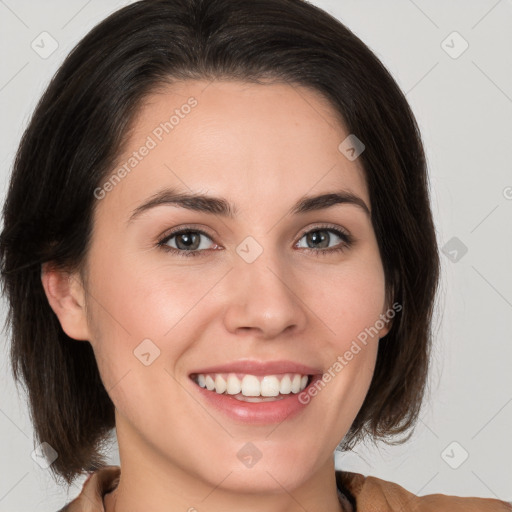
[58,465,512,511]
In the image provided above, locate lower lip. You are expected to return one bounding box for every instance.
[190,375,321,425]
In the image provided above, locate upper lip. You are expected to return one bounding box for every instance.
[189,359,323,376]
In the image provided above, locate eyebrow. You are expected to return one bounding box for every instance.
[127,187,370,224]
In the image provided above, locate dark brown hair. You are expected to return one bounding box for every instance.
[0,0,439,486]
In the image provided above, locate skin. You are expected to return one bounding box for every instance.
[42,80,391,512]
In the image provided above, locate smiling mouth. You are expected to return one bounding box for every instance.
[190,372,313,402]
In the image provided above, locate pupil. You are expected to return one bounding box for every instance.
[308,230,328,248]
[178,232,199,250]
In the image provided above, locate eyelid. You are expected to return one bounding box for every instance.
[157,224,217,244]
[158,222,351,245]
[157,222,353,258]
[295,222,350,240]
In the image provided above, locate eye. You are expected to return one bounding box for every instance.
[295,225,353,256]
[157,224,353,258]
[158,228,219,257]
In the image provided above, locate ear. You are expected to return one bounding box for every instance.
[379,313,392,339]
[41,262,91,341]
[378,288,397,339]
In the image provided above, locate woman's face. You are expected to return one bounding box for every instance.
[76,80,390,493]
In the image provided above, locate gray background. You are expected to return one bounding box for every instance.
[0,0,511,510]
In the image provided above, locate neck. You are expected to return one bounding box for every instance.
[107,422,345,512]
[107,462,345,512]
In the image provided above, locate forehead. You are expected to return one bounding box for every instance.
[97,79,369,220]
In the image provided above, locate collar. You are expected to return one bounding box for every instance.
[59,465,512,512]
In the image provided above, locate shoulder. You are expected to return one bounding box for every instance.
[336,469,512,512]
[57,465,511,512]
[56,465,121,512]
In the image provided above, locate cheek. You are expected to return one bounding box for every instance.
[304,267,384,436]
[86,236,387,358]
[303,252,386,398]
[85,227,386,391]
[314,260,387,342]
[82,250,221,394]
[85,244,206,339]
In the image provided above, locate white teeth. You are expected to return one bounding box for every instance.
[260,375,280,397]
[241,375,260,396]
[205,375,215,391]
[194,372,310,397]
[279,374,292,394]
[226,374,242,395]
[291,374,301,393]
[214,374,227,394]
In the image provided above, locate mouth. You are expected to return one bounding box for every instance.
[188,368,323,425]
[189,372,313,402]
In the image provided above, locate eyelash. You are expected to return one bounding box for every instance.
[157,224,354,258]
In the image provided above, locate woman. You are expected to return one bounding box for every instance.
[1,0,510,511]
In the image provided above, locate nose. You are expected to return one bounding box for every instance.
[222,248,308,339]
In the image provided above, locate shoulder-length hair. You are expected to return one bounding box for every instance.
[0,0,439,485]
